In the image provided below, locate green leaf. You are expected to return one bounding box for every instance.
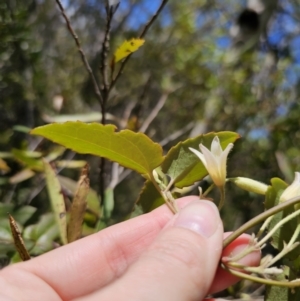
[11,206,37,225]
[137,180,164,212]
[0,218,34,256]
[126,204,144,219]
[56,160,87,169]
[161,131,240,188]
[0,219,15,254]
[44,146,65,162]
[265,178,287,210]
[13,125,31,133]
[42,112,116,123]
[23,213,59,255]
[9,168,35,184]
[0,203,36,225]
[0,203,14,217]
[31,122,164,175]
[44,160,67,245]
[265,271,289,301]
[264,178,300,258]
[12,149,43,171]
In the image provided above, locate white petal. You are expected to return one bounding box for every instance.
[211,136,223,157]
[280,172,300,202]
[189,147,208,168]
[200,144,220,176]
[220,143,234,175]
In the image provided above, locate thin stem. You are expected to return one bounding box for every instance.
[222,264,300,288]
[257,208,300,248]
[100,1,116,91]
[218,186,225,210]
[150,172,177,214]
[257,215,274,239]
[265,223,300,267]
[288,223,300,248]
[267,241,300,268]
[164,178,175,194]
[109,0,169,93]
[55,0,103,105]
[223,196,300,248]
[202,183,215,197]
[99,1,120,211]
[139,93,169,133]
[224,244,259,263]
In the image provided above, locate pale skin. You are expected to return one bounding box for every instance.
[0,196,260,301]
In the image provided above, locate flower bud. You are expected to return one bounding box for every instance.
[230,177,268,195]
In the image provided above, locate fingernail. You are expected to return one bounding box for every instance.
[173,200,220,238]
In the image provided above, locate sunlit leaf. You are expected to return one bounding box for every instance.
[12,149,43,171]
[9,168,35,184]
[67,165,89,243]
[161,131,240,188]
[31,122,164,175]
[44,160,67,245]
[0,152,13,159]
[113,38,145,63]
[56,160,87,169]
[44,146,65,162]
[42,112,116,123]
[13,125,31,133]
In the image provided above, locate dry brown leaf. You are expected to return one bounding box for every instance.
[67,164,90,243]
[9,214,31,261]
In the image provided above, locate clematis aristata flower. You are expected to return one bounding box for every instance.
[280,172,300,203]
[189,136,233,187]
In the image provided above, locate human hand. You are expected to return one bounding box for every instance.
[0,196,260,301]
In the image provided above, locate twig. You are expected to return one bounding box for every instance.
[159,122,194,146]
[139,93,169,133]
[55,0,103,106]
[99,2,119,207]
[121,75,152,129]
[139,0,169,39]
[223,196,300,248]
[101,1,119,93]
[108,162,121,189]
[101,2,113,91]
[121,101,137,128]
[109,0,170,93]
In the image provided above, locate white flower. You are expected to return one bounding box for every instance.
[280,172,300,203]
[189,136,233,187]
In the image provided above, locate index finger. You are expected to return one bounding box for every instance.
[10,196,199,300]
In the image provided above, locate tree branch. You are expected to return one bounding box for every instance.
[55,0,103,105]
[138,92,169,133]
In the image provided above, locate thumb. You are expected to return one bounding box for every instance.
[86,200,223,301]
